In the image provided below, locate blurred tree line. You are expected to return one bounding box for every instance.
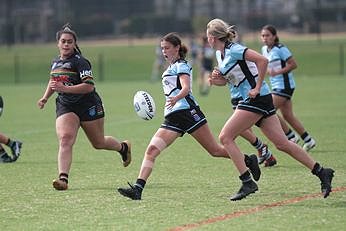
[1,0,346,45]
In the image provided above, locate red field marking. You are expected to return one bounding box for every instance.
[169,186,346,231]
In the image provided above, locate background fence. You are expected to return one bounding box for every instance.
[0,37,345,84]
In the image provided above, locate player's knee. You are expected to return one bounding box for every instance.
[145,144,161,158]
[219,132,234,146]
[274,140,290,152]
[145,137,167,159]
[59,133,75,147]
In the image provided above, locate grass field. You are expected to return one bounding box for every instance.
[0,75,346,230]
[1,34,346,230]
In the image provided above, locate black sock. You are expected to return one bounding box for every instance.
[285,129,295,140]
[239,170,252,183]
[252,138,263,150]
[311,162,323,177]
[119,142,128,158]
[301,132,312,143]
[252,138,258,146]
[134,179,146,192]
[59,173,69,184]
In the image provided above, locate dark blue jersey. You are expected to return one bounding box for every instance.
[50,52,97,105]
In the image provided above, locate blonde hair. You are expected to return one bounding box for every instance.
[207,18,237,43]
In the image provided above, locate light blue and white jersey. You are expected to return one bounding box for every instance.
[216,42,271,101]
[162,59,199,117]
[229,85,242,99]
[261,43,295,90]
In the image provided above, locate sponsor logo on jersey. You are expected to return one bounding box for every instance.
[80,70,93,78]
[51,75,69,82]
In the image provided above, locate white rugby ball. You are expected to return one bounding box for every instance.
[133,91,156,120]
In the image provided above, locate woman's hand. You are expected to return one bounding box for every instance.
[248,88,260,98]
[49,80,65,93]
[209,68,227,86]
[166,96,177,110]
[211,68,222,78]
[37,98,48,109]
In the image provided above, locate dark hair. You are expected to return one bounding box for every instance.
[161,32,188,59]
[56,23,82,54]
[262,24,279,44]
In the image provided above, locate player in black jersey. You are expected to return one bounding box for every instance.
[37,24,131,191]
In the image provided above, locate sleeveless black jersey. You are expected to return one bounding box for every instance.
[50,52,97,105]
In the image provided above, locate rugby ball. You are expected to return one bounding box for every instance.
[133,91,156,120]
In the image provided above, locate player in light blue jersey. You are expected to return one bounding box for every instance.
[117,32,261,201]
[213,30,277,167]
[228,84,277,167]
[207,18,334,201]
[261,25,316,151]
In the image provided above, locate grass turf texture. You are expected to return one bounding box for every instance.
[0,76,345,230]
[0,35,346,230]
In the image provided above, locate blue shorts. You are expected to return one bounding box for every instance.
[161,107,207,136]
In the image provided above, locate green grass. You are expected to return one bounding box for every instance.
[0,42,155,83]
[1,35,346,84]
[0,75,346,230]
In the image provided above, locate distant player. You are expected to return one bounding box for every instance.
[198,36,214,95]
[261,25,316,151]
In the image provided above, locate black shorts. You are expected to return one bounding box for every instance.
[161,107,207,136]
[56,95,105,121]
[202,59,213,72]
[272,88,295,100]
[237,94,276,127]
[231,97,243,110]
